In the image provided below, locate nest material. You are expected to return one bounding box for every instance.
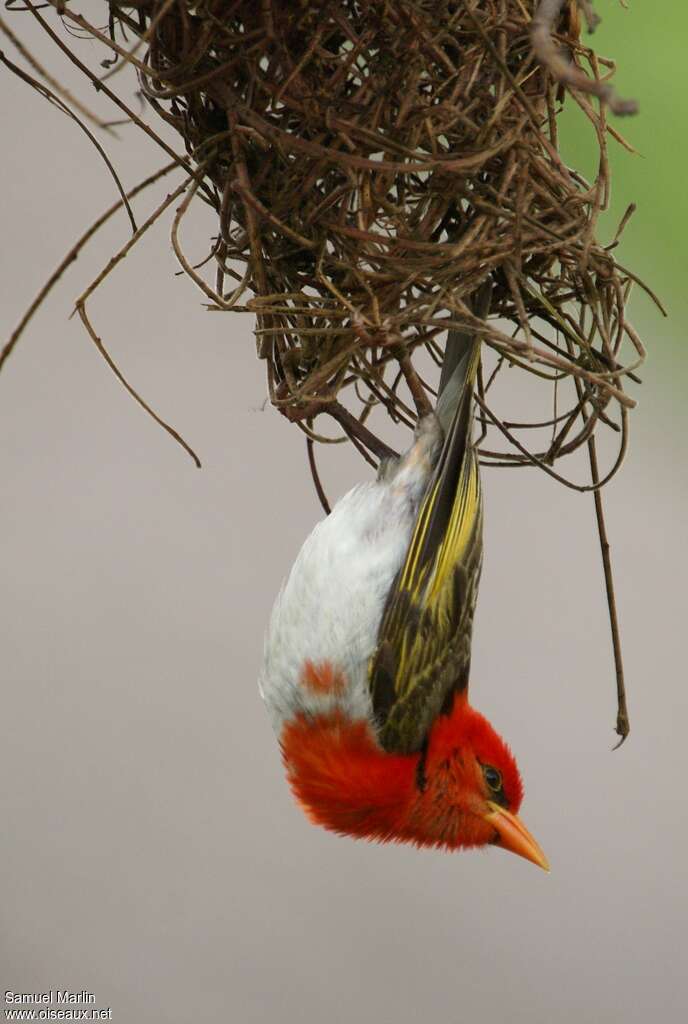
[126,0,648,482]
[3,0,653,489]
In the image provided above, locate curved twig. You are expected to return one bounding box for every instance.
[531,0,638,116]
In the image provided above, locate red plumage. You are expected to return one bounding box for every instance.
[281,688,524,853]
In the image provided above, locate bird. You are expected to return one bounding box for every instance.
[259,286,548,870]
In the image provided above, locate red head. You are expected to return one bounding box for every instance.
[281,692,548,869]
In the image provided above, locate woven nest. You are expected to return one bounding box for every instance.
[3,0,655,489]
[137,0,651,481]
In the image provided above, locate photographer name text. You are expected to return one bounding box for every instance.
[5,995,94,1007]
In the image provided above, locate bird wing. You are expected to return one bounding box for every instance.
[368,344,483,755]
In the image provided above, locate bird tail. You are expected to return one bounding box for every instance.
[367,280,492,752]
[435,279,492,437]
[405,277,492,608]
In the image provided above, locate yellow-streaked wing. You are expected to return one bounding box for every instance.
[368,380,483,755]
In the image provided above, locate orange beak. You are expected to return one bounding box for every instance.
[484,802,550,871]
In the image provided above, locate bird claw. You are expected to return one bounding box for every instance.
[413,411,443,451]
[377,455,401,482]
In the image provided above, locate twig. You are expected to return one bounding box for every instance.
[72,176,202,468]
[307,436,331,515]
[23,1,214,203]
[0,50,137,235]
[76,301,201,469]
[1,160,180,374]
[0,11,114,133]
[588,434,629,747]
[330,402,398,463]
[532,0,638,116]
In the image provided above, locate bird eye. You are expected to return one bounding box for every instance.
[483,765,503,792]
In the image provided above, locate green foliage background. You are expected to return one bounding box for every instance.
[560,2,688,393]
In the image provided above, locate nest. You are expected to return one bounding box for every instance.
[1,1,661,739]
[126,0,650,478]
[3,0,654,485]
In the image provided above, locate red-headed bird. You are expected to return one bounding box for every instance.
[260,293,548,870]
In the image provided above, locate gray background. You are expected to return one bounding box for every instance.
[1,10,686,1024]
